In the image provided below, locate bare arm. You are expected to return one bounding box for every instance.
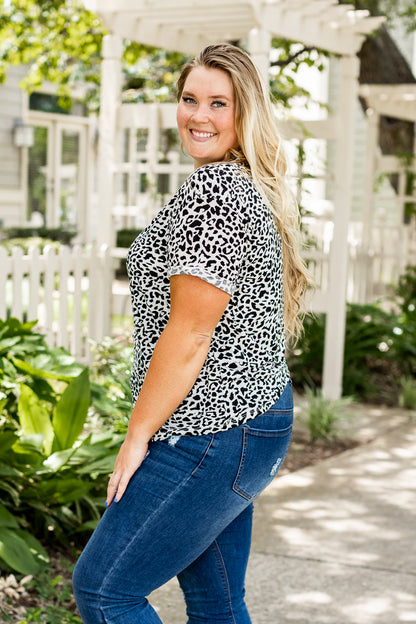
[106,274,231,505]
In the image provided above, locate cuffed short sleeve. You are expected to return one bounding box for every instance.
[167,167,247,295]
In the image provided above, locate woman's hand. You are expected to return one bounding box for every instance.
[106,436,149,506]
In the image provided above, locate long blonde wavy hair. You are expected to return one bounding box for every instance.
[177,43,312,342]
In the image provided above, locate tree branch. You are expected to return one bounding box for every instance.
[270,46,315,68]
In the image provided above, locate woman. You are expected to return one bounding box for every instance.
[73,43,310,623]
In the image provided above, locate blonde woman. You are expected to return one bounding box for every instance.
[73,43,310,624]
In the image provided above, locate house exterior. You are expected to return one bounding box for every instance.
[0,67,95,242]
[0,66,28,229]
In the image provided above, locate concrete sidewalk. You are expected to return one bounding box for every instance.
[150,406,416,624]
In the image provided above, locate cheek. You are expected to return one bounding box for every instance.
[176,106,188,134]
[222,115,237,144]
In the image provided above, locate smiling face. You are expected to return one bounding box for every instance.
[176,66,238,169]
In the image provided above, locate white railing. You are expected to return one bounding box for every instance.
[303,219,416,308]
[0,245,113,362]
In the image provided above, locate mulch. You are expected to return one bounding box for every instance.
[279,430,361,476]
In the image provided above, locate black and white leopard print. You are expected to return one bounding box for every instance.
[126,162,290,441]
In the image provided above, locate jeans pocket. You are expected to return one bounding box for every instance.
[232,424,292,501]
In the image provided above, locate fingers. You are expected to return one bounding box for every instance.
[106,470,132,506]
[105,440,149,507]
[106,472,120,507]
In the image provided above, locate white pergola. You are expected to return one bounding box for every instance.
[83,0,384,399]
[358,84,416,299]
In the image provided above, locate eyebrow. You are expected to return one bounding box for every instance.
[182,90,232,100]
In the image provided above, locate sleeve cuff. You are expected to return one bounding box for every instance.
[168,265,235,295]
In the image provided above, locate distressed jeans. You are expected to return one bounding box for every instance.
[73,382,293,624]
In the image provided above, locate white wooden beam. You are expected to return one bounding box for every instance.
[262,4,366,55]
[96,33,123,250]
[248,27,272,84]
[359,85,416,122]
[322,54,360,399]
[360,108,379,303]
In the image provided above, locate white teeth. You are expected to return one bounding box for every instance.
[191,130,215,138]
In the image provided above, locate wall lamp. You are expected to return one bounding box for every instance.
[13,118,34,148]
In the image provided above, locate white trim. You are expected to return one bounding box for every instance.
[82,0,384,56]
[28,110,93,127]
[359,84,416,122]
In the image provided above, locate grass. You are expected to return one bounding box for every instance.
[399,376,416,411]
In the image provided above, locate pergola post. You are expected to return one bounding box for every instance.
[322,54,360,400]
[361,107,380,302]
[248,28,272,83]
[97,33,123,248]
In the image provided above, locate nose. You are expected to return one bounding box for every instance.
[191,104,210,123]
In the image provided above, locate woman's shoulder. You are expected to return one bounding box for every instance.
[187,162,252,196]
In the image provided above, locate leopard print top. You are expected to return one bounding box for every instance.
[126,162,290,441]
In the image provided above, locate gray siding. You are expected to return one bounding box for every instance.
[0,66,26,189]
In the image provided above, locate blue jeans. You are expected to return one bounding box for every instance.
[73,383,293,623]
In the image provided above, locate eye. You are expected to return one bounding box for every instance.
[212,100,226,108]
[182,96,196,104]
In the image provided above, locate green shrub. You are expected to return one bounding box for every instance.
[288,298,414,404]
[396,264,416,319]
[0,237,61,255]
[399,377,416,411]
[0,318,123,575]
[1,227,77,245]
[89,333,133,433]
[394,264,416,377]
[303,389,352,441]
[116,228,142,249]
[114,228,143,278]
[287,313,325,391]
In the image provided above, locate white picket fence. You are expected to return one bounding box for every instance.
[0,244,113,361]
[1,227,415,365]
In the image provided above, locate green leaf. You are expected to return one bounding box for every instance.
[12,435,44,467]
[42,448,76,472]
[0,356,17,378]
[76,454,117,475]
[12,357,76,382]
[52,369,90,451]
[15,529,49,566]
[18,384,54,455]
[36,478,91,505]
[76,519,100,532]
[0,503,19,529]
[0,431,18,456]
[0,480,21,506]
[0,336,21,355]
[0,527,40,574]
[0,463,22,478]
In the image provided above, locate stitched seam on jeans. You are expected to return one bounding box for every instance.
[232,429,252,501]
[213,539,237,624]
[245,425,293,438]
[191,434,215,476]
[98,434,215,604]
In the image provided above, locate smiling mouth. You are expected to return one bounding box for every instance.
[190,129,217,139]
